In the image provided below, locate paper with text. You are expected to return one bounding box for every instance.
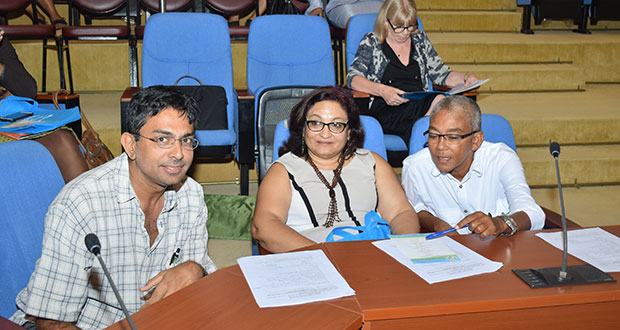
[390,234,460,263]
[373,237,503,284]
[536,227,620,272]
[238,249,355,308]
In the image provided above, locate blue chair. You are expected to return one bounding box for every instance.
[246,15,336,182]
[138,13,240,186]
[408,114,517,155]
[272,115,388,163]
[0,140,65,318]
[345,13,425,162]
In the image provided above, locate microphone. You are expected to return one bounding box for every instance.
[84,234,137,330]
[512,142,615,288]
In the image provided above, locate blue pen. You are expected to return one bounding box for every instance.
[425,224,470,240]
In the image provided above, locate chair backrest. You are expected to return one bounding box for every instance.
[246,15,335,94]
[256,87,317,181]
[345,13,424,69]
[70,0,127,14]
[205,0,255,14]
[272,115,388,164]
[141,12,236,147]
[141,0,195,12]
[0,0,32,13]
[408,114,517,155]
[0,140,65,318]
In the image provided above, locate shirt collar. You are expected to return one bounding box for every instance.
[429,146,483,180]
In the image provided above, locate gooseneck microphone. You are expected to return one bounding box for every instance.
[549,142,569,281]
[512,142,615,288]
[85,233,137,330]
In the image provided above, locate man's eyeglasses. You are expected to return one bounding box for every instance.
[387,18,419,34]
[424,130,479,144]
[136,134,200,150]
[305,120,349,134]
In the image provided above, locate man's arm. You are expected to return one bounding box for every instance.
[456,211,531,239]
[139,260,204,309]
[36,319,80,330]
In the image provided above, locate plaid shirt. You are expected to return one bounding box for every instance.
[11,153,217,329]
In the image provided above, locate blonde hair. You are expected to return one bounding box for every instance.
[374,0,418,43]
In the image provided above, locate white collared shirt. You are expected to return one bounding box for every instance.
[401,141,544,233]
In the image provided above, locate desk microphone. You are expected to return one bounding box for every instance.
[85,233,137,330]
[512,142,615,288]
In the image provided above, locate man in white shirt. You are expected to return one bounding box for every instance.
[401,95,544,238]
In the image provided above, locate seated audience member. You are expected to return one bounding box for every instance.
[0,30,88,182]
[10,86,217,329]
[347,0,479,147]
[24,0,67,29]
[252,86,420,253]
[401,95,545,238]
[306,0,383,29]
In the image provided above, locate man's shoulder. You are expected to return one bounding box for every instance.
[58,156,123,199]
[403,148,433,169]
[478,141,518,161]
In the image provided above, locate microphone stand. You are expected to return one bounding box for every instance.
[512,142,615,288]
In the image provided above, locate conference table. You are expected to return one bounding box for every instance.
[106,226,620,330]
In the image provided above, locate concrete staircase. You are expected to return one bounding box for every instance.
[415,1,620,195]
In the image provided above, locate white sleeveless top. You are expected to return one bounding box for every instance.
[276,149,378,242]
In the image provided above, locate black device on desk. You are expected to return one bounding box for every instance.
[0,111,33,122]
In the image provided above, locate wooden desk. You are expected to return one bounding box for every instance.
[106,227,620,330]
[105,245,362,330]
[324,226,620,329]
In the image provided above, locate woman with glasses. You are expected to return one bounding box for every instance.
[347,0,479,147]
[251,86,420,253]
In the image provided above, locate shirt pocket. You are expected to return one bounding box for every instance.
[77,297,125,329]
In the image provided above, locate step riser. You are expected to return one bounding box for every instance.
[524,159,620,187]
[416,0,516,11]
[513,120,620,146]
[450,64,585,92]
[418,12,521,32]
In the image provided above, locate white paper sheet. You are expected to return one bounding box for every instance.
[390,234,460,263]
[536,227,620,272]
[238,250,355,308]
[373,237,503,284]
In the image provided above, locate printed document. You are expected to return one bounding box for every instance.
[238,249,355,308]
[390,234,460,263]
[373,237,503,284]
[536,227,620,272]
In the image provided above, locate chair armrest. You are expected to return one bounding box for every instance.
[542,206,582,229]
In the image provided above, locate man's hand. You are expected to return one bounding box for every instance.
[308,8,324,17]
[140,260,204,309]
[456,211,508,239]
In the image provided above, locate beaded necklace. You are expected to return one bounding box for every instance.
[306,153,346,227]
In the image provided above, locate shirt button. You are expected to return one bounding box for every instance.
[464,210,468,213]
[459,185,463,189]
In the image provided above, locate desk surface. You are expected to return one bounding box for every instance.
[107,226,620,330]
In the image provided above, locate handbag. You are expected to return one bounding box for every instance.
[173,75,228,131]
[266,0,304,15]
[52,90,114,169]
[325,211,391,242]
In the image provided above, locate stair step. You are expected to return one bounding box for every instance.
[418,11,521,32]
[416,0,516,11]
[449,63,585,92]
[530,185,620,227]
[519,144,620,187]
[478,84,620,146]
[529,18,620,31]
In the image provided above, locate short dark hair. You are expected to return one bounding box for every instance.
[280,86,364,159]
[124,86,200,135]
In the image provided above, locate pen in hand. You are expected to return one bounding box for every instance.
[425,224,470,240]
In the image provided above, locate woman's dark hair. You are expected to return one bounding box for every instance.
[124,85,200,135]
[280,86,365,159]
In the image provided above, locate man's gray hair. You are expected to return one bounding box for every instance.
[429,95,481,131]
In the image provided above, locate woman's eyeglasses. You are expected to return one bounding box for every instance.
[305,120,349,134]
[387,18,419,34]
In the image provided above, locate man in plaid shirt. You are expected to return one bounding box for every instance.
[11,86,218,329]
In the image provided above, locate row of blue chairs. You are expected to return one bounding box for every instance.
[518,0,620,34]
